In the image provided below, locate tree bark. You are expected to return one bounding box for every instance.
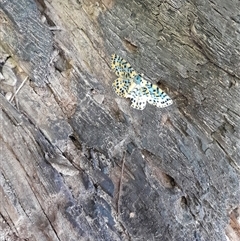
[0,0,240,240]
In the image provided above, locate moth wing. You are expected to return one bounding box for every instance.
[128,88,147,110]
[142,80,173,108]
[112,77,133,97]
[111,54,138,78]
[148,95,173,107]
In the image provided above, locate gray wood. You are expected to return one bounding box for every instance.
[0,0,240,240]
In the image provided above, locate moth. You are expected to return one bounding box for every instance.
[111,54,173,110]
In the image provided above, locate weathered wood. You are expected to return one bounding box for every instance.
[0,0,53,86]
[0,0,240,240]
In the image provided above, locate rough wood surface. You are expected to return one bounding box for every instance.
[0,0,240,240]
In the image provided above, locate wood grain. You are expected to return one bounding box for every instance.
[0,0,240,240]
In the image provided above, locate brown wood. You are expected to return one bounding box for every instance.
[1,0,240,240]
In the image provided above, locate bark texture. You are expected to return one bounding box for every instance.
[0,0,240,240]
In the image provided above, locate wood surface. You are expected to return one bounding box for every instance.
[0,0,240,240]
